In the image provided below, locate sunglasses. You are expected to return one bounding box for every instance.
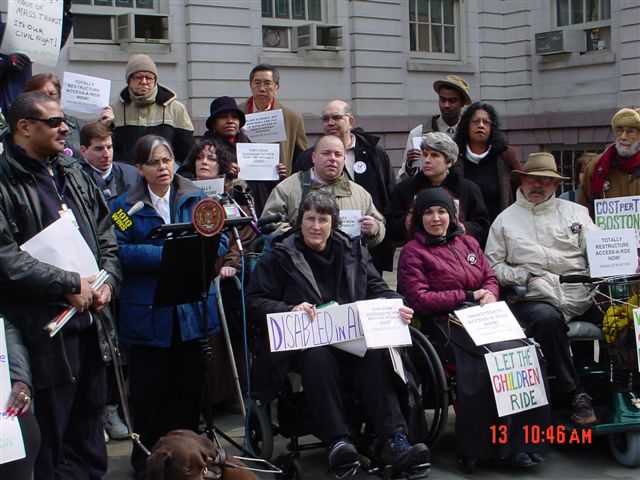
[26,117,72,128]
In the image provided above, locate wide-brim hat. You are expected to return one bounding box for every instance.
[205,96,246,131]
[432,75,471,105]
[511,152,569,182]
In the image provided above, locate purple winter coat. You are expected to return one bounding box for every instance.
[397,232,499,316]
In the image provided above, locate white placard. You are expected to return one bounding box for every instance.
[266,298,410,356]
[243,110,287,143]
[0,0,63,67]
[485,345,548,417]
[339,210,362,238]
[0,319,26,464]
[586,228,638,277]
[60,72,111,115]
[237,143,280,181]
[454,301,525,346]
[20,216,99,277]
[633,309,640,372]
[594,196,640,247]
[193,178,226,198]
[412,136,423,150]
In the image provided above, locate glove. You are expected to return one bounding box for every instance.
[6,53,31,72]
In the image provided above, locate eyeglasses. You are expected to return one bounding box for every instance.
[470,118,493,126]
[251,79,276,88]
[145,156,174,167]
[321,114,349,123]
[131,73,156,83]
[521,175,557,186]
[614,127,639,137]
[26,117,70,128]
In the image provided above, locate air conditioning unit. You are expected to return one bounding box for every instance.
[535,30,586,55]
[117,13,170,44]
[293,24,342,52]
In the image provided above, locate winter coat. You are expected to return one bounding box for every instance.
[111,175,227,347]
[485,189,596,321]
[78,158,140,203]
[397,232,498,317]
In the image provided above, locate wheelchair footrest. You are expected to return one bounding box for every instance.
[374,462,431,480]
[331,461,360,479]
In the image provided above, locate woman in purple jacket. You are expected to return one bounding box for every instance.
[397,188,550,473]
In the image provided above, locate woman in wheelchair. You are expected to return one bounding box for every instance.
[247,190,430,474]
[397,188,551,472]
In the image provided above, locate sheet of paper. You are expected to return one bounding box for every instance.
[0,0,63,67]
[237,143,280,181]
[243,110,287,143]
[339,210,362,238]
[20,216,99,277]
[193,178,226,198]
[60,72,111,115]
[0,319,26,464]
[356,298,412,349]
[586,228,638,277]
[389,347,407,383]
[412,136,423,150]
[454,301,525,346]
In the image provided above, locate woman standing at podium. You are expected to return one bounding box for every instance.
[110,134,228,480]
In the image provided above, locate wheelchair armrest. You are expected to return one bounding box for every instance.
[567,321,602,341]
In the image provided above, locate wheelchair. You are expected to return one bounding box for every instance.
[243,326,449,479]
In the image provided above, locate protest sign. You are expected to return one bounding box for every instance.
[412,137,423,150]
[586,228,638,277]
[633,309,640,372]
[485,345,548,417]
[266,298,410,355]
[193,178,226,198]
[60,72,111,115]
[454,301,525,346]
[0,319,26,464]
[1,0,63,67]
[243,110,287,143]
[594,196,640,247]
[339,210,362,238]
[237,143,280,181]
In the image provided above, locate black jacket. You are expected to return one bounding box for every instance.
[0,135,122,389]
[78,158,140,203]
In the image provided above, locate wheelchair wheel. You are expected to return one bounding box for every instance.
[245,399,274,461]
[408,326,449,447]
[274,455,305,480]
[608,431,640,467]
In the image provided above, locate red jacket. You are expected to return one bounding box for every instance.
[397,232,499,316]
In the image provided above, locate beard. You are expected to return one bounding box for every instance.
[616,138,640,157]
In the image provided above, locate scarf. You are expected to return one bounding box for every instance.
[128,84,158,107]
[591,143,640,196]
[465,145,492,164]
[247,96,274,113]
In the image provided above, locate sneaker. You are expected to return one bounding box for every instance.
[101,404,129,440]
[570,392,597,426]
[327,438,358,469]
[380,432,430,473]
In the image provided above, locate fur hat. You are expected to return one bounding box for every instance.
[420,131,459,165]
[611,108,640,130]
[125,54,158,82]
[432,75,472,105]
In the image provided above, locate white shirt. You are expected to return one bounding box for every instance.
[344,134,357,179]
[148,185,171,224]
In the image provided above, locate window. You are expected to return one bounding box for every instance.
[555,0,611,51]
[72,0,165,44]
[261,0,328,50]
[409,0,458,58]
[548,146,606,195]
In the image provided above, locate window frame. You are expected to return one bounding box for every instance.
[546,145,607,195]
[408,0,461,61]
[261,0,331,52]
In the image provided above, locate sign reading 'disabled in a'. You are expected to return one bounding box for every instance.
[339,210,362,238]
[595,196,640,247]
[485,345,548,417]
[61,72,111,115]
[243,110,287,143]
[266,298,410,355]
[0,319,26,464]
[0,0,63,67]
[193,178,226,198]
[237,143,280,181]
[586,228,638,277]
[454,301,525,346]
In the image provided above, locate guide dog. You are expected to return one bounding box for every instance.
[146,430,258,480]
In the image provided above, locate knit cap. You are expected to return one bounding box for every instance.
[125,54,158,82]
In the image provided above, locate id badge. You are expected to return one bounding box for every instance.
[59,205,79,228]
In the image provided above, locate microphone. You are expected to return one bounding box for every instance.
[111,201,144,232]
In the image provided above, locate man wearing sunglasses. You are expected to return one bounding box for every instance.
[0,91,122,480]
[111,54,195,164]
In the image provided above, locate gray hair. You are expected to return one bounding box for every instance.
[420,131,459,165]
[296,190,341,231]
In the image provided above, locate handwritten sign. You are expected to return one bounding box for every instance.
[595,196,640,247]
[266,298,410,355]
[237,143,280,181]
[60,72,111,115]
[339,210,361,238]
[633,309,640,372]
[193,178,226,198]
[1,0,63,67]
[586,228,638,277]
[243,110,287,143]
[454,301,525,346]
[485,345,548,417]
[0,319,26,464]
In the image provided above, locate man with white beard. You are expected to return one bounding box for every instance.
[579,108,640,216]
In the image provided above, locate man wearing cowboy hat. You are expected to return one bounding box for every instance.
[485,152,598,427]
[579,107,640,217]
[397,75,472,181]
